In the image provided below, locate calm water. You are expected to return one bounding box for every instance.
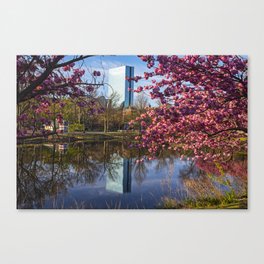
[17,141,247,209]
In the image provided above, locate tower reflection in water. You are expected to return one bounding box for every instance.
[106,158,132,194]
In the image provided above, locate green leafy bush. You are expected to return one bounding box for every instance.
[69,123,84,132]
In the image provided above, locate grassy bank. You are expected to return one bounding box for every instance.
[158,193,247,209]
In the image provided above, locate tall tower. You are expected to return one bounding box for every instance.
[105,158,132,194]
[108,66,134,108]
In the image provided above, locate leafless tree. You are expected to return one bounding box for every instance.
[134,92,149,114]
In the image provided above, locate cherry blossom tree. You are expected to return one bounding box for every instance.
[17,55,103,137]
[130,55,247,161]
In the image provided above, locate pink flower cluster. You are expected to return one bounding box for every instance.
[93,70,101,77]
[130,55,247,161]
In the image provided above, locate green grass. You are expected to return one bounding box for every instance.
[158,193,247,209]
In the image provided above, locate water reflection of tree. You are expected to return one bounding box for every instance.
[195,159,247,180]
[178,161,198,179]
[17,145,70,208]
[68,141,104,184]
[17,141,142,208]
[155,152,175,172]
[18,143,103,208]
[177,159,247,200]
[17,140,247,208]
[97,141,123,181]
[133,149,149,186]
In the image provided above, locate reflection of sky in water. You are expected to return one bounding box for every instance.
[50,159,243,209]
[17,142,247,209]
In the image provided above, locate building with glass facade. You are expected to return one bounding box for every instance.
[106,158,132,193]
[108,66,134,108]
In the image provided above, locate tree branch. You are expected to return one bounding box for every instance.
[17,56,63,104]
[207,127,247,137]
[17,55,94,104]
[55,55,94,69]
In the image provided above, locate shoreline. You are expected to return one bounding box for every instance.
[17,131,139,145]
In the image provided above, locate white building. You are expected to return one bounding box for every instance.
[106,158,132,193]
[108,66,134,108]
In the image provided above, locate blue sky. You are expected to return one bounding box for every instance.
[62,55,247,107]
[64,55,151,78]
[63,55,156,105]
[76,55,149,75]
